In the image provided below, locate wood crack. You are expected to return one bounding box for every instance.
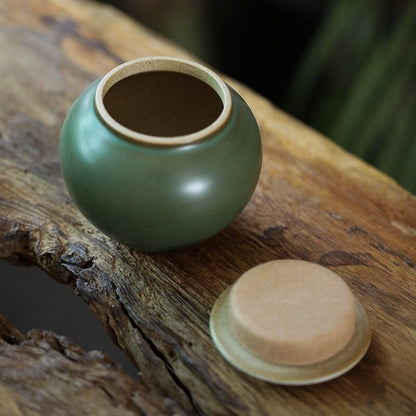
[116,288,200,416]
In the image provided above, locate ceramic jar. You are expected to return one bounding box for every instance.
[60,56,262,252]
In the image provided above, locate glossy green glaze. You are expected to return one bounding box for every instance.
[60,59,262,252]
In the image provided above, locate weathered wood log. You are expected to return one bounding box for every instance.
[0,315,187,415]
[1,0,415,414]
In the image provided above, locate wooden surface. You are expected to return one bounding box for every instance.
[1,0,415,414]
[0,315,186,415]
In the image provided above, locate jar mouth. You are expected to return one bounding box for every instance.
[95,56,232,146]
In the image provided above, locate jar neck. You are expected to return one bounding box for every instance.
[94,56,232,147]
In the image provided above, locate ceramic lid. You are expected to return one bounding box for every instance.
[210,259,371,385]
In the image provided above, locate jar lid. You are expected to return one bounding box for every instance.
[210,260,371,385]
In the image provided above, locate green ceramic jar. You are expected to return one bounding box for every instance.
[60,57,262,252]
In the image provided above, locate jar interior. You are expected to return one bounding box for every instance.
[103,71,224,137]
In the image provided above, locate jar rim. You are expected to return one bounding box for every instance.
[95,56,232,147]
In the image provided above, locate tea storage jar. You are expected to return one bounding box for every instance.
[60,56,262,252]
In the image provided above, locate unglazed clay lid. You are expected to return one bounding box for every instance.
[210,260,371,385]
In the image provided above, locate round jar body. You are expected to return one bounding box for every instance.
[60,57,262,252]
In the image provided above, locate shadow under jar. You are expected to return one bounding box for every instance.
[60,56,262,252]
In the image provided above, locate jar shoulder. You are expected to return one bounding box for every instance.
[60,80,262,175]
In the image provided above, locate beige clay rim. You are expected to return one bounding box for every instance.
[95,56,232,146]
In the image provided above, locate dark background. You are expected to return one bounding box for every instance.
[0,261,138,375]
[1,0,415,377]
[102,0,416,194]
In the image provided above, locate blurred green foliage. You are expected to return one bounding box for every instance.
[286,0,416,193]
[103,0,415,194]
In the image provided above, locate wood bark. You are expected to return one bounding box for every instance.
[0,315,188,415]
[1,0,415,414]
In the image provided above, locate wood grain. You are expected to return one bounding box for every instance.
[0,315,187,415]
[0,0,415,414]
